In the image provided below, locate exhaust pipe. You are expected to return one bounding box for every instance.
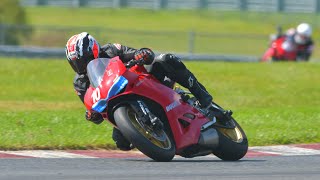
[198,128,219,149]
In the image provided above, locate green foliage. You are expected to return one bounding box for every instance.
[0,57,319,149]
[0,0,32,45]
[0,0,25,24]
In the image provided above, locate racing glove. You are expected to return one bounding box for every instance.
[134,48,155,65]
[85,110,104,124]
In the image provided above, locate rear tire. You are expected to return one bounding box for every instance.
[212,117,248,161]
[114,105,175,162]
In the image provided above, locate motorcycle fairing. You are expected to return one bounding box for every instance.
[92,76,128,113]
[262,36,298,61]
[85,57,210,150]
[85,57,127,112]
[273,37,297,60]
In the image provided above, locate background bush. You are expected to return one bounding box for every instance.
[0,0,32,45]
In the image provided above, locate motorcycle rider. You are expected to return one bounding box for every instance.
[270,23,314,61]
[65,32,213,151]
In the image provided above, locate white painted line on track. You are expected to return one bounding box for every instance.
[249,145,320,156]
[0,150,96,158]
[173,154,219,160]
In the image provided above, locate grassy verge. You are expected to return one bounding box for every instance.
[0,57,319,149]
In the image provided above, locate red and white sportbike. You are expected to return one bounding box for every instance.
[84,57,248,162]
[261,36,309,62]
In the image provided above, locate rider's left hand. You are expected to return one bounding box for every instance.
[134,48,155,65]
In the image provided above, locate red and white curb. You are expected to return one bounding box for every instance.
[0,143,319,159]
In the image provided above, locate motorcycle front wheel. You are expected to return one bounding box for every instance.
[113,105,175,162]
[212,117,248,161]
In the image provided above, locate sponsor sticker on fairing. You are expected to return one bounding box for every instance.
[166,101,180,112]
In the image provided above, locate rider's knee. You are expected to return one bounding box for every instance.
[156,53,186,71]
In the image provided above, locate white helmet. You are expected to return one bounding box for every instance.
[294,23,312,44]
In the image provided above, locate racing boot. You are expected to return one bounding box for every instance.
[154,53,213,108]
[177,70,213,109]
[174,69,217,122]
[189,79,213,109]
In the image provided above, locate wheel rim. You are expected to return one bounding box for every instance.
[127,108,172,150]
[217,126,243,143]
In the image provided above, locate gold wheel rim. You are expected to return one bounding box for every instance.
[217,126,244,143]
[127,109,172,150]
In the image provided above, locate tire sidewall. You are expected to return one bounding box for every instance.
[114,105,176,162]
[213,118,248,161]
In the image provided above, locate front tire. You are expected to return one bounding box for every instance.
[114,105,175,162]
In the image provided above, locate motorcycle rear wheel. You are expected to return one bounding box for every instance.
[114,105,175,162]
[212,117,248,161]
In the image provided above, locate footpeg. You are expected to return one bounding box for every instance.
[224,110,233,117]
[181,94,190,102]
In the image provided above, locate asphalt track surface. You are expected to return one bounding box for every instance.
[1,144,320,180]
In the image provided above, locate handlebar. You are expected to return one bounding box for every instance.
[125,59,144,68]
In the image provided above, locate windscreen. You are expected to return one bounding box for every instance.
[86,58,111,88]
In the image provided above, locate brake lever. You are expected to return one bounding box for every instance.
[136,59,144,65]
[125,59,144,68]
[125,60,137,68]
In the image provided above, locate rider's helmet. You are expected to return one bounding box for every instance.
[294,23,312,45]
[65,32,100,74]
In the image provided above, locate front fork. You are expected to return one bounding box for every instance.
[129,100,164,131]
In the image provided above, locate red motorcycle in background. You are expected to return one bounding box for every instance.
[261,34,310,62]
[261,36,297,62]
[84,57,248,162]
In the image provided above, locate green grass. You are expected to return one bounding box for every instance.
[0,110,114,150]
[0,58,114,149]
[19,7,320,59]
[0,57,319,149]
[24,7,320,33]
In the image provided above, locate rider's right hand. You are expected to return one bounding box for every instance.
[134,48,155,65]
